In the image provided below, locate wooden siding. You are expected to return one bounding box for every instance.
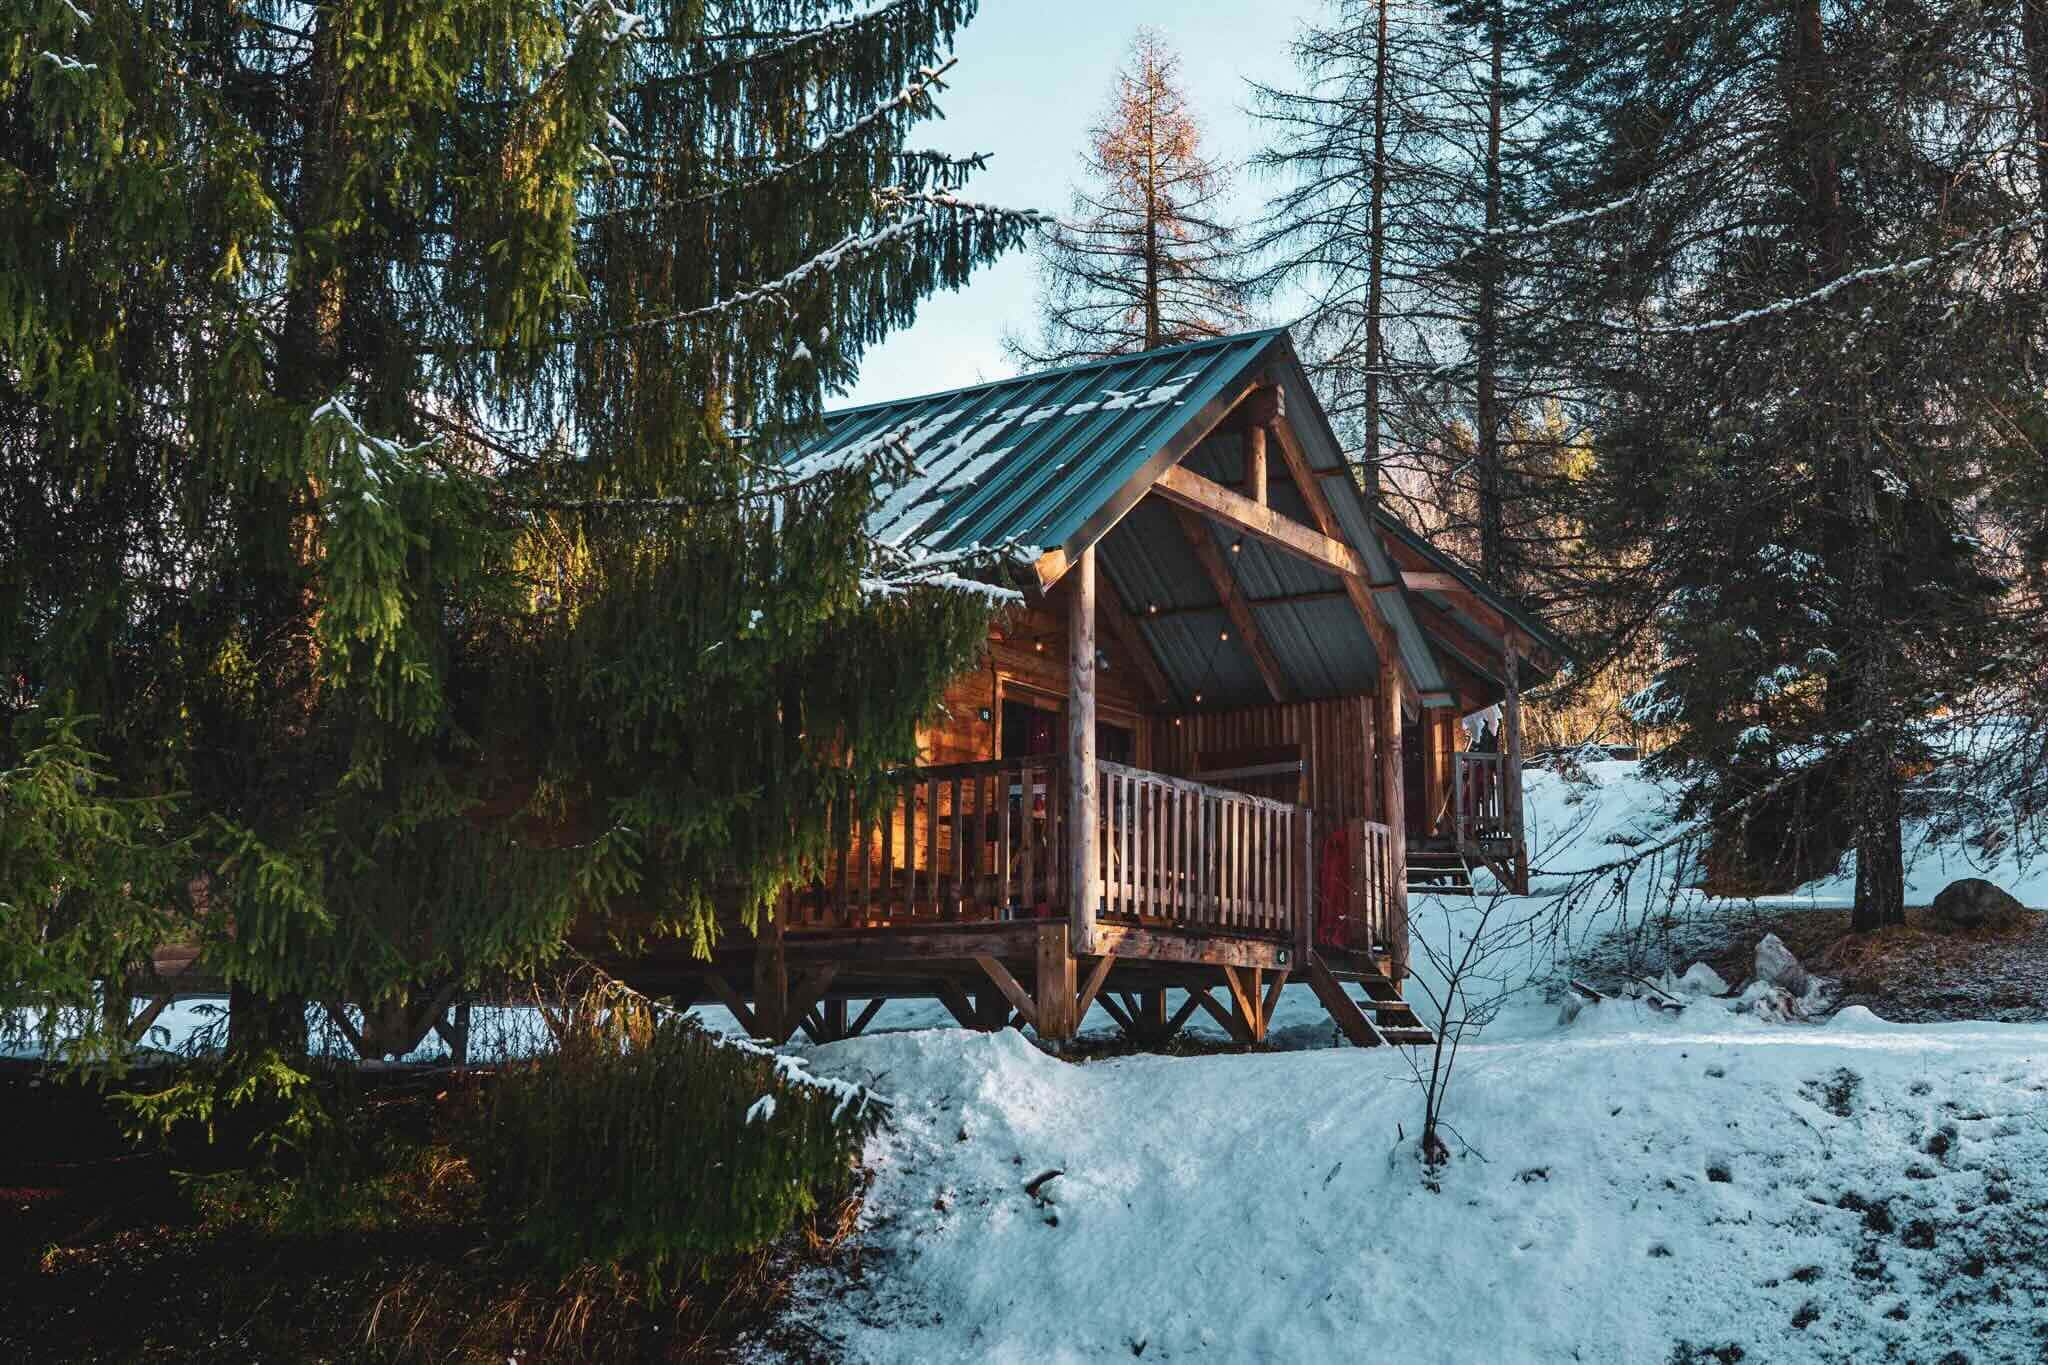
[918,596,1154,769]
[1143,696,1378,833]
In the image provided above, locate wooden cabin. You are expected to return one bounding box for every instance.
[113,328,1564,1059]
[612,327,1567,1051]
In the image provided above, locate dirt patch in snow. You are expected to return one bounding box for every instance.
[1584,906,2048,1023]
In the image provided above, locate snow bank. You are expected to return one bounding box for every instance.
[778,1018,2048,1363]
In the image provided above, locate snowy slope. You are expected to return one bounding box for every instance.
[761,759,2048,1363]
[776,1008,2048,1364]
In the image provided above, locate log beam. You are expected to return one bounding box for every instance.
[972,954,1039,1030]
[1264,417,1421,702]
[1170,504,1292,703]
[1154,464,1370,580]
[1074,952,1117,1027]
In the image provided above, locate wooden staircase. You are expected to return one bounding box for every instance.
[1303,952,1437,1048]
[1406,845,1474,897]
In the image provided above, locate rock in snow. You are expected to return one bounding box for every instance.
[1753,932,1809,996]
[1665,962,1731,997]
[1928,877,2025,930]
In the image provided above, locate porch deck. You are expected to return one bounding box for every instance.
[586,754,1429,1049]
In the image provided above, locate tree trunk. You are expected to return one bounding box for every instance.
[1474,13,1507,589]
[1787,0,1903,930]
[2023,0,2048,221]
[1143,52,1163,351]
[1362,0,1390,500]
[229,984,309,1059]
[232,8,349,1045]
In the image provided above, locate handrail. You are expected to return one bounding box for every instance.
[1454,751,1508,846]
[795,756,1315,944]
[793,754,1067,928]
[1097,760,1308,941]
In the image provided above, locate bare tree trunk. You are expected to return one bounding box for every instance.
[1474,12,1507,588]
[1362,0,1390,500]
[1143,50,1163,350]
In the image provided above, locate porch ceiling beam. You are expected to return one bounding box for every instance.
[1169,503,1293,703]
[1260,418,1424,702]
[1382,540,1551,670]
[1153,463,1374,582]
[1406,590,1507,682]
[1142,587,1349,619]
[1095,576,1177,707]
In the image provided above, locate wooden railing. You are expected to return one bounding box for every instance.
[1332,818,1401,963]
[1098,760,1309,941]
[1454,751,1508,845]
[791,756,1315,943]
[790,757,1068,928]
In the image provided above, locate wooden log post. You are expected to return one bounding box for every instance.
[1067,547,1099,955]
[1136,989,1168,1041]
[1378,666,1411,978]
[1421,713,1448,839]
[1503,629,1528,894]
[1036,921,1077,1042]
[752,901,789,1042]
[1293,808,1314,967]
[1240,385,1282,506]
[972,987,1013,1031]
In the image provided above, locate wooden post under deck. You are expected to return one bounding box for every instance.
[1421,712,1448,839]
[1036,921,1077,1041]
[1378,666,1411,977]
[753,897,789,1041]
[1503,628,1527,894]
[1067,547,1099,956]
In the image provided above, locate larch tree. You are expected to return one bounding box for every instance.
[1527,0,2043,927]
[1008,27,1251,365]
[0,0,1035,1090]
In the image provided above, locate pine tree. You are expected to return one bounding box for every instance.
[1529,0,2043,926]
[1008,28,1251,365]
[0,0,1034,1073]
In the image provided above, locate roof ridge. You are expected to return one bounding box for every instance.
[821,325,1291,421]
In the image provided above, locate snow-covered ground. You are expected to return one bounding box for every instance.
[754,760,2048,1363]
[777,1011,2048,1364]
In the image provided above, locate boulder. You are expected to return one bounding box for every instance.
[1674,962,1731,997]
[1753,933,1809,996]
[1929,878,2026,931]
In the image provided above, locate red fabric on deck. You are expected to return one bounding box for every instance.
[1316,825,1353,950]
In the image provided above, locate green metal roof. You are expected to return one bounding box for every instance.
[784,329,1288,555]
[781,327,1560,712]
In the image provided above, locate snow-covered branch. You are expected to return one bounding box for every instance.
[1645,212,2048,336]
[593,59,960,214]
[601,197,1042,338]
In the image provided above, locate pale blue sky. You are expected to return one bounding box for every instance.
[842,0,1323,407]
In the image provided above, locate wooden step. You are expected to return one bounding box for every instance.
[1376,1027,1437,1046]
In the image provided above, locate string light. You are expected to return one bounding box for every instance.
[1219,629,1229,641]
[1230,537,1243,554]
